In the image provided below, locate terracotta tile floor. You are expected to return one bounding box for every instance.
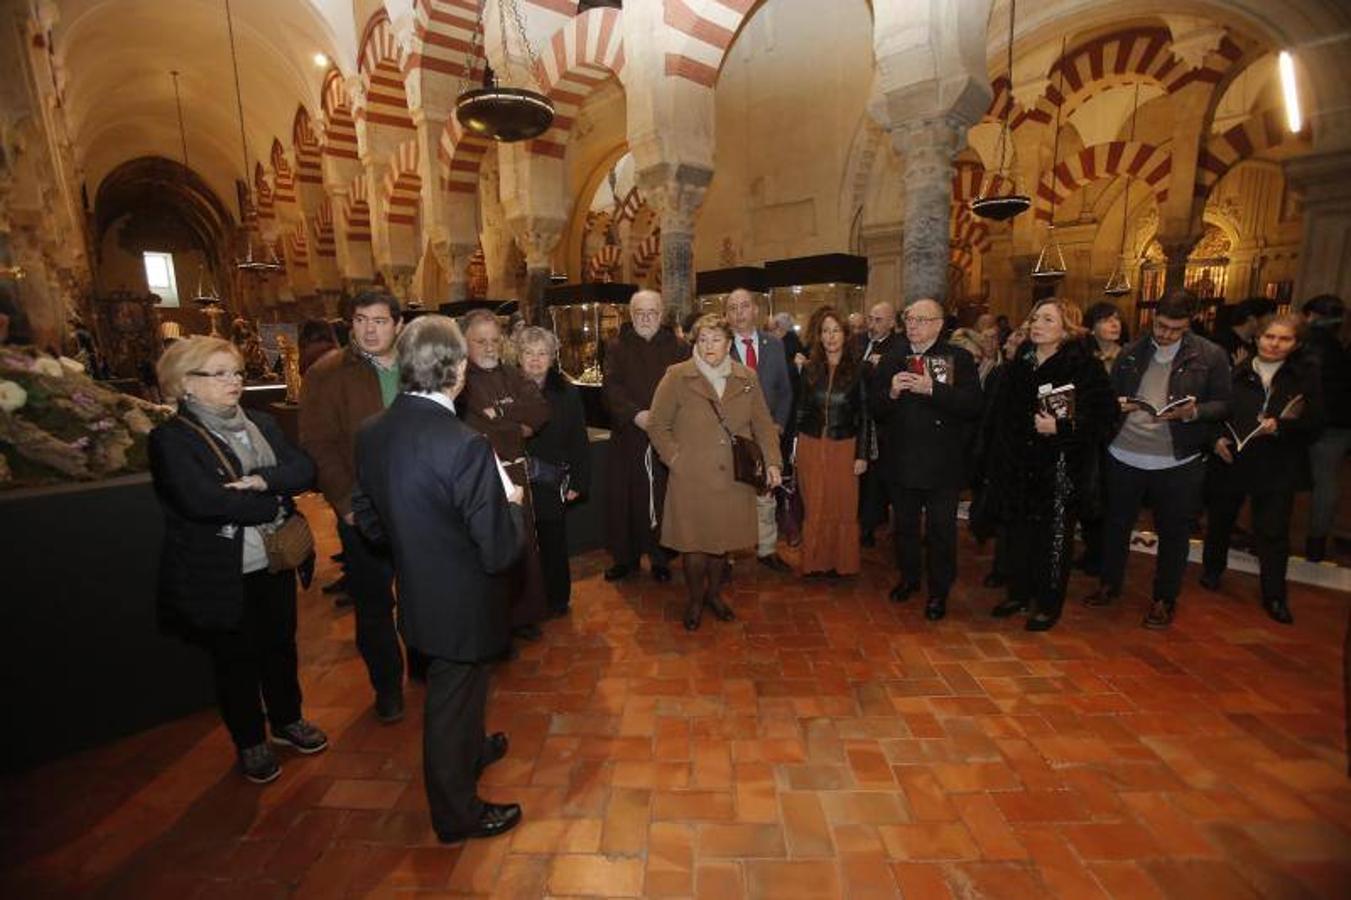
[3,497,1350,898]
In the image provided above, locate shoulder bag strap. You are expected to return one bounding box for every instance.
[705,396,735,441]
[177,416,240,481]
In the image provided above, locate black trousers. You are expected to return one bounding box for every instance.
[606,442,670,568]
[205,569,302,750]
[1203,479,1295,603]
[337,518,404,698]
[536,516,572,613]
[424,656,490,835]
[1100,456,1205,605]
[858,462,890,536]
[888,484,959,599]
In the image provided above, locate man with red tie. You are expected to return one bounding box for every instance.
[725,288,794,571]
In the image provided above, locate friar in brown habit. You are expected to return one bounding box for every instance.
[600,289,691,583]
[457,310,552,636]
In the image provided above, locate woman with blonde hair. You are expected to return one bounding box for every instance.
[794,306,868,577]
[648,314,783,630]
[972,298,1118,630]
[148,336,323,783]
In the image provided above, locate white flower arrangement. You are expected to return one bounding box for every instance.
[32,357,64,378]
[0,379,27,413]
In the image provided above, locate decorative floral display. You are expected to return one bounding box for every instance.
[0,345,174,489]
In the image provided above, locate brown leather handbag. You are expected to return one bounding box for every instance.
[179,416,315,573]
[706,398,767,494]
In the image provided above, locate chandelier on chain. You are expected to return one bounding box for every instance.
[455,0,555,143]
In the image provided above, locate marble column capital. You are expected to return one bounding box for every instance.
[636,163,713,237]
[1284,149,1351,202]
[508,215,566,269]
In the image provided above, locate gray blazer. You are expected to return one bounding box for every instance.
[730,330,792,429]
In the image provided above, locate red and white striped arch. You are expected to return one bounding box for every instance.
[984,75,1018,124]
[1015,28,1243,129]
[384,139,422,226]
[585,243,622,282]
[662,0,758,88]
[313,199,337,259]
[406,0,482,79]
[529,6,625,158]
[253,163,275,222]
[321,69,359,162]
[270,139,296,206]
[358,10,415,132]
[438,117,492,195]
[285,225,310,269]
[344,175,372,242]
[1034,141,1171,223]
[1194,108,1305,201]
[631,228,661,279]
[293,107,323,187]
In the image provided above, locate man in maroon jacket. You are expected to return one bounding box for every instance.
[601,290,690,582]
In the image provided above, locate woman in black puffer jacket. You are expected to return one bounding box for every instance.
[973,299,1119,631]
[1201,312,1324,624]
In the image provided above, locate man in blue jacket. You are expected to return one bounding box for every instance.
[1086,289,1231,628]
[355,315,526,845]
[726,288,793,571]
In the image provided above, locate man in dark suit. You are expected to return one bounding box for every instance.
[855,302,898,545]
[726,288,794,571]
[872,298,983,620]
[354,315,526,845]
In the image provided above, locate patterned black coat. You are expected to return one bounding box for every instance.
[972,339,1118,536]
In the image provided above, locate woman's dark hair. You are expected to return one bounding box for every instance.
[1156,289,1197,321]
[298,318,335,346]
[1084,301,1120,331]
[1304,294,1344,319]
[804,305,859,387]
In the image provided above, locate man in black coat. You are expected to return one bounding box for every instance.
[872,298,983,620]
[354,315,526,845]
[855,301,898,544]
[1302,294,1350,561]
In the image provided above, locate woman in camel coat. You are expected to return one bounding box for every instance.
[648,314,783,631]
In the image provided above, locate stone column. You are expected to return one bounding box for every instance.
[1156,236,1197,295]
[411,107,453,260]
[890,115,965,306]
[637,163,712,322]
[445,241,478,303]
[1285,149,1351,303]
[508,216,565,325]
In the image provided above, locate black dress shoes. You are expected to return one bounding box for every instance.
[436,802,522,844]
[477,732,508,774]
[1142,599,1175,629]
[758,554,791,574]
[860,532,876,548]
[1263,599,1294,625]
[990,598,1028,618]
[1198,571,1222,591]
[1025,612,1059,632]
[924,597,947,621]
[512,624,542,642]
[705,597,735,622]
[1082,586,1118,608]
[982,571,1007,589]
[375,691,405,724]
[604,563,635,582]
[889,582,919,603]
[652,564,672,583]
[1305,537,1327,563]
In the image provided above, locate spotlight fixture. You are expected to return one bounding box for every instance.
[312,52,329,68]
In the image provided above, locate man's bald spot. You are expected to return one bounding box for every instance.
[870,302,896,321]
[909,298,943,318]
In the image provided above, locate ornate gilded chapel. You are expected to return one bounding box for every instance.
[2,0,1350,897]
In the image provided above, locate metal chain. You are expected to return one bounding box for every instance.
[461,0,486,93]
[992,0,1015,177]
[170,69,189,169]
[1047,36,1068,222]
[505,0,542,73]
[225,0,251,185]
[1116,81,1141,257]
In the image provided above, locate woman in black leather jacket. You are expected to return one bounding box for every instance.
[975,299,1118,631]
[148,337,323,784]
[1201,313,1324,623]
[794,306,869,576]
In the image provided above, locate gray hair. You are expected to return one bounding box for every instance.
[460,308,500,334]
[772,312,794,332]
[397,315,467,393]
[630,289,663,309]
[515,325,559,360]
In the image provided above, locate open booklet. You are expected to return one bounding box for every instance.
[1225,394,1304,452]
[906,354,954,385]
[1126,395,1195,417]
[1037,383,1075,420]
[494,453,518,499]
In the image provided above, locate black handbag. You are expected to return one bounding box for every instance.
[706,398,767,493]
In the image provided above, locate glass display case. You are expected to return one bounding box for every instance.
[694,266,769,322]
[545,283,636,385]
[764,254,868,335]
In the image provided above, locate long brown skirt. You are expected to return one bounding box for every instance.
[797,434,861,575]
